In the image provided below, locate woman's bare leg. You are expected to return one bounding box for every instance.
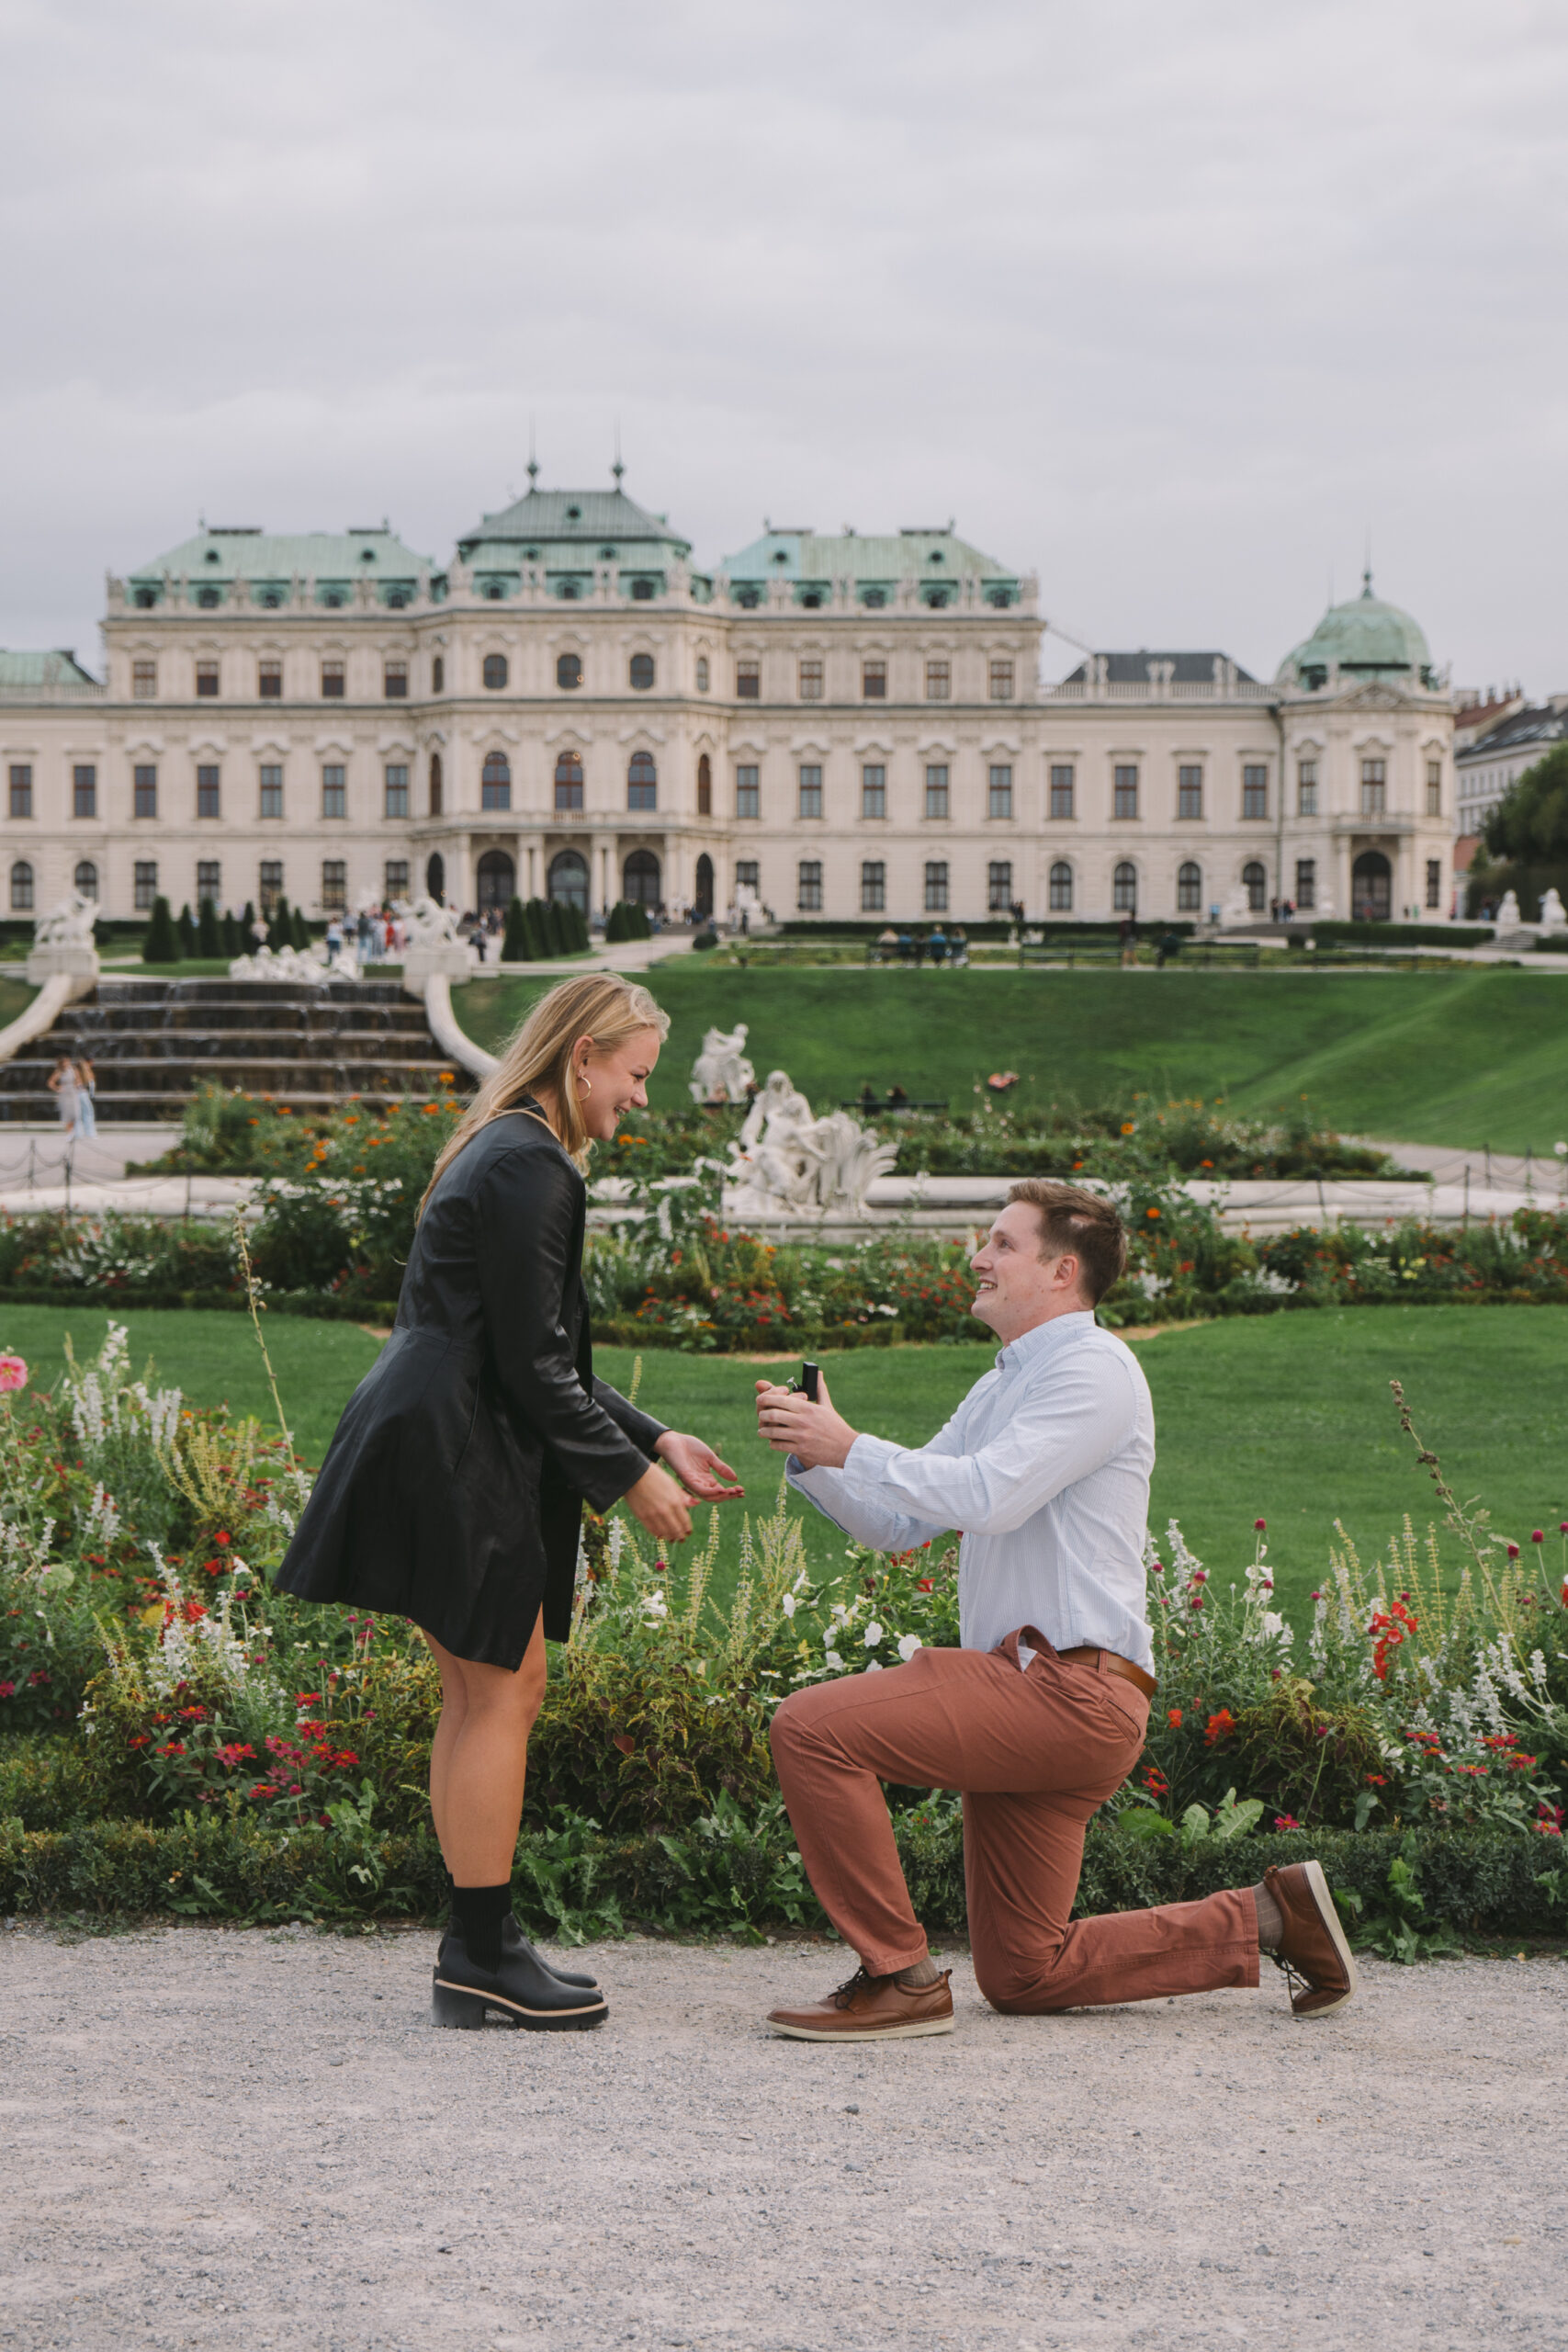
[423,1618,548,1885]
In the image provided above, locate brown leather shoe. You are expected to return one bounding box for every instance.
[1266,1859,1359,2017]
[767,1965,954,2041]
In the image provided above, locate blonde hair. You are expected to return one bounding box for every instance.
[421,972,669,1209]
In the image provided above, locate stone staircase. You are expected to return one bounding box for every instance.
[0,977,465,1122]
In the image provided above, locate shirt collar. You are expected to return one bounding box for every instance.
[996,1309,1097,1376]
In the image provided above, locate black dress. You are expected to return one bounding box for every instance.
[274,1107,665,1667]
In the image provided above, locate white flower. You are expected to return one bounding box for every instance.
[897,1633,923,1663]
[864,1622,884,1647]
[824,1649,844,1671]
[865,1660,883,1673]
[639,1589,669,1621]
[781,1593,796,1619]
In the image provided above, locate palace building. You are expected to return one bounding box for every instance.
[0,476,1456,929]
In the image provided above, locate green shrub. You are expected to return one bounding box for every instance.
[141,897,178,965]
[197,899,220,958]
[176,903,197,957]
[502,896,530,961]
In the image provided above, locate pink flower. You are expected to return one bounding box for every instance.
[0,1354,28,1393]
[1531,1531,1544,1544]
[1254,1518,1267,1531]
[1507,1543,1520,1560]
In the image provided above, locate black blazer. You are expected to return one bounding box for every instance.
[274,1107,665,1667]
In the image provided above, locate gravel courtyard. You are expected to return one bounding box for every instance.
[1,1925,1562,2352]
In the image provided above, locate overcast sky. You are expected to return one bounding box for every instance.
[5,0,1566,691]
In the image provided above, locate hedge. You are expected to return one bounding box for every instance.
[1303,921,1494,949]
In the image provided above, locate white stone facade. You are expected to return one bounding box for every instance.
[0,497,1456,929]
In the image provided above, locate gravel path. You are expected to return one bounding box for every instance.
[1,1924,1563,2351]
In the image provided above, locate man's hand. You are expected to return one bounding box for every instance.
[755,1371,858,1471]
[654,1430,745,1500]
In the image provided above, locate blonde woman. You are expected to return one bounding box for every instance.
[276,974,742,2030]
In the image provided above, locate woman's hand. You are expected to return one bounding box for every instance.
[625,1461,694,1544]
[655,1430,744,1500]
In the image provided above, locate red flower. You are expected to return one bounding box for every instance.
[1506,1544,1520,1560]
[1254,1518,1267,1531]
[1167,1708,1183,1728]
[1273,1814,1300,1831]
[1204,1709,1236,1747]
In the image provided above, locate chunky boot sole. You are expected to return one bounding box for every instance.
[433,1972,608,2032]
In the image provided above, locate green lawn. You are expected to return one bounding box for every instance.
[0,978,32,1026]
[7,1302,1559,1632]
[454,964,1568,1152]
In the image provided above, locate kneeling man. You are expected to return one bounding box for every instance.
[756,1180,1355,2041]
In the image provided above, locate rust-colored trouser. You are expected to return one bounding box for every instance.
[769,1629,1258,2012]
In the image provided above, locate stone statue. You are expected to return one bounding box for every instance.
[33,891,98,951]
[1220,884,1255,928]
[690,1023,755,1104]
[26,889,100,985]
[229,943,333,984]
[725,1068,897,1218]
[404,895,464,950]
[1537,887,1566,933]
[1495,889,1522,929]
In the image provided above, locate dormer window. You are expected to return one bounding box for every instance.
[599,547,618,560]
[773,550,789,565]
[205,549,220,564]
[565,504,581,521]
[133,587,157,609]
[862,587,886,609]
[196,587,220,609]
[630,578,654,600]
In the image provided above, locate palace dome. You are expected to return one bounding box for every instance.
[1276,572,1434,690]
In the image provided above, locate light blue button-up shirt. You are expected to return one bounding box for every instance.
[788,1310,1156,1672]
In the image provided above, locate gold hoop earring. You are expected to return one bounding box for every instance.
[577,1069,592,1096]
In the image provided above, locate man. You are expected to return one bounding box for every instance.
[755,1180,1356,2042]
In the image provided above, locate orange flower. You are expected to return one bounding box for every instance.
[1167,1707,1182,1728]
[1203,1709,1236,1747]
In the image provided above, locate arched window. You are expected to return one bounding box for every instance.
[1113,861,1138,913]
[1243,860,1268,913]
[624,850,661,910]
[696,752,712,817]
[481,752,511,811]
[477,850,515,913]
[694,852,714,917]
[548,849,589,912]
[74,861,98,900]
[428,752,443,816]
[1351,850,1391,922]
[1177,860,1202,912]
[556,652,582,690]
[1048,861,1073,912]
[425,852,445,904]
[555,752,583,812]
[627,752,657,811]
[629,653,654,690]
[482,653,508,690]
[10,861,34,911]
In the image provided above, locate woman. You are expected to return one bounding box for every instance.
[46,1055,78,1136]
[275,974,741,2030]
[73,1056,97,1139]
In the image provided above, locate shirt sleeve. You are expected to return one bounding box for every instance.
[830,1348,1137,1537]
[785,1394,972,1553]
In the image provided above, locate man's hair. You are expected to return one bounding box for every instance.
[1005,1179,1127,1305]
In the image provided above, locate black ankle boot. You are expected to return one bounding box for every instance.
[434,1917,609,2032]
[436,1915,600,1991]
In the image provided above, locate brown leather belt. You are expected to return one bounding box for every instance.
[1058,1645,1157,1701]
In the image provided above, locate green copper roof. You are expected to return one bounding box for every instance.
[0,648,99,691]
[723,525,1012,583]
[457,482,692,563]
[1277,573,1433,686]
[129,525,434,582]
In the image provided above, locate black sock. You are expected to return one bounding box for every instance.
[451,1883,513,1972]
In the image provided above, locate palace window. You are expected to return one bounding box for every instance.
[197,765,220,820]
[925,659,951,702]
[321,860,347,912]
[1427,759,1442,816]
[9,861,32,911]
[384,660,408,699]
[321,765,347,820]
[554,752,583,812]
[630,578,655,602]
[73,764,96,820]
[483,654,509,690]
[696,753,712,816]
[259,765,283,820]
[988,861,1013,911]
[134,861,157,911]
[1178,764,1202,820]
[630,653,655,691]
[132,658,157,699]
[987,764,1013,820]
[628,752,658,811]
[481,752,512,812]
[1049,860,1073,912]
[384,764,410,819]
[196,861,220,907]
[797,860,823,912]
[259,659,282,699]
[861,861,886,912]
[1049,764,1075,820]
[695,655,710,693]
[1427,858,1442,910]
[1113,765,1138,820]
[73,860,97,899]
[259,861,283,916]
[924,764,949,820]
[385,860,410,900]
[321,660,344,699]
[1112,861,1137,912]
[1360,758,1386,816]
[736,764,760,819]
[735,861,760,896]
[797,765,823,819]
[924,860,949,912]
[428,752,443,816]
[1295,858,1316,910]
[863,660,886,700]
[736,659,760,701]
[8,765,32,819]
[432,655,445,693]
[862,764,886,820]
[1242,764,1269,820]
[134,764,157,820]
[798,659,823,702]
[989,660,1014,702]
[1244,860,1268,913]
[1178,860,1202,912]
[1297,760,1317,816]
[196,660,220,698]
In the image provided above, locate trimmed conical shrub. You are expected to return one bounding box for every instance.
[524,899,551,958]
[142,896,178,964]
[502,896,529,962]
[266,895,291,951]
[197,898,220,958]
[570,901,592,952]
[545,899,570,957]
[291,906,310,951]
[176,903,197,957]
[220,910,241,957]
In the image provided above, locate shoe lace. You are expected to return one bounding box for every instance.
[1267,1948,1314,2001]
[831,1966,877,2009]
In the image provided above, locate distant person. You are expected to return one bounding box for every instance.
[47,1055,78,1136]
[325,916,344,964]
[886,1083,909,1110]
[928,925,948,966]
[858,1082,878,1112]
[913,933,927,969]
[1156,930,1182,968]
[949,925,968,967]
[896,930,913,964]
[73,1056,97,1139]
[1118,916,1138,968]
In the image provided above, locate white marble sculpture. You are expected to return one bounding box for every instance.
[1220,884,1255,928]
[403,895,463,950]
[1537,887,1566,933]
[1495,889,1521,929]
[228,942,337,983]
[690,1023,755,1104]
[724,1068,897,1218]
[33,891,98,951]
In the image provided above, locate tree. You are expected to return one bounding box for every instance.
[1482,743,1568,865]
[142,895,178,964]
[197,898,220,957]
[176,903,197,957]
[502,897,530,961]
[266,895,292,951]
[545,899,571,957]
[524,899,551,958]
[604,901,626,944]
[291,905,310,951]
[220,910,241,956]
